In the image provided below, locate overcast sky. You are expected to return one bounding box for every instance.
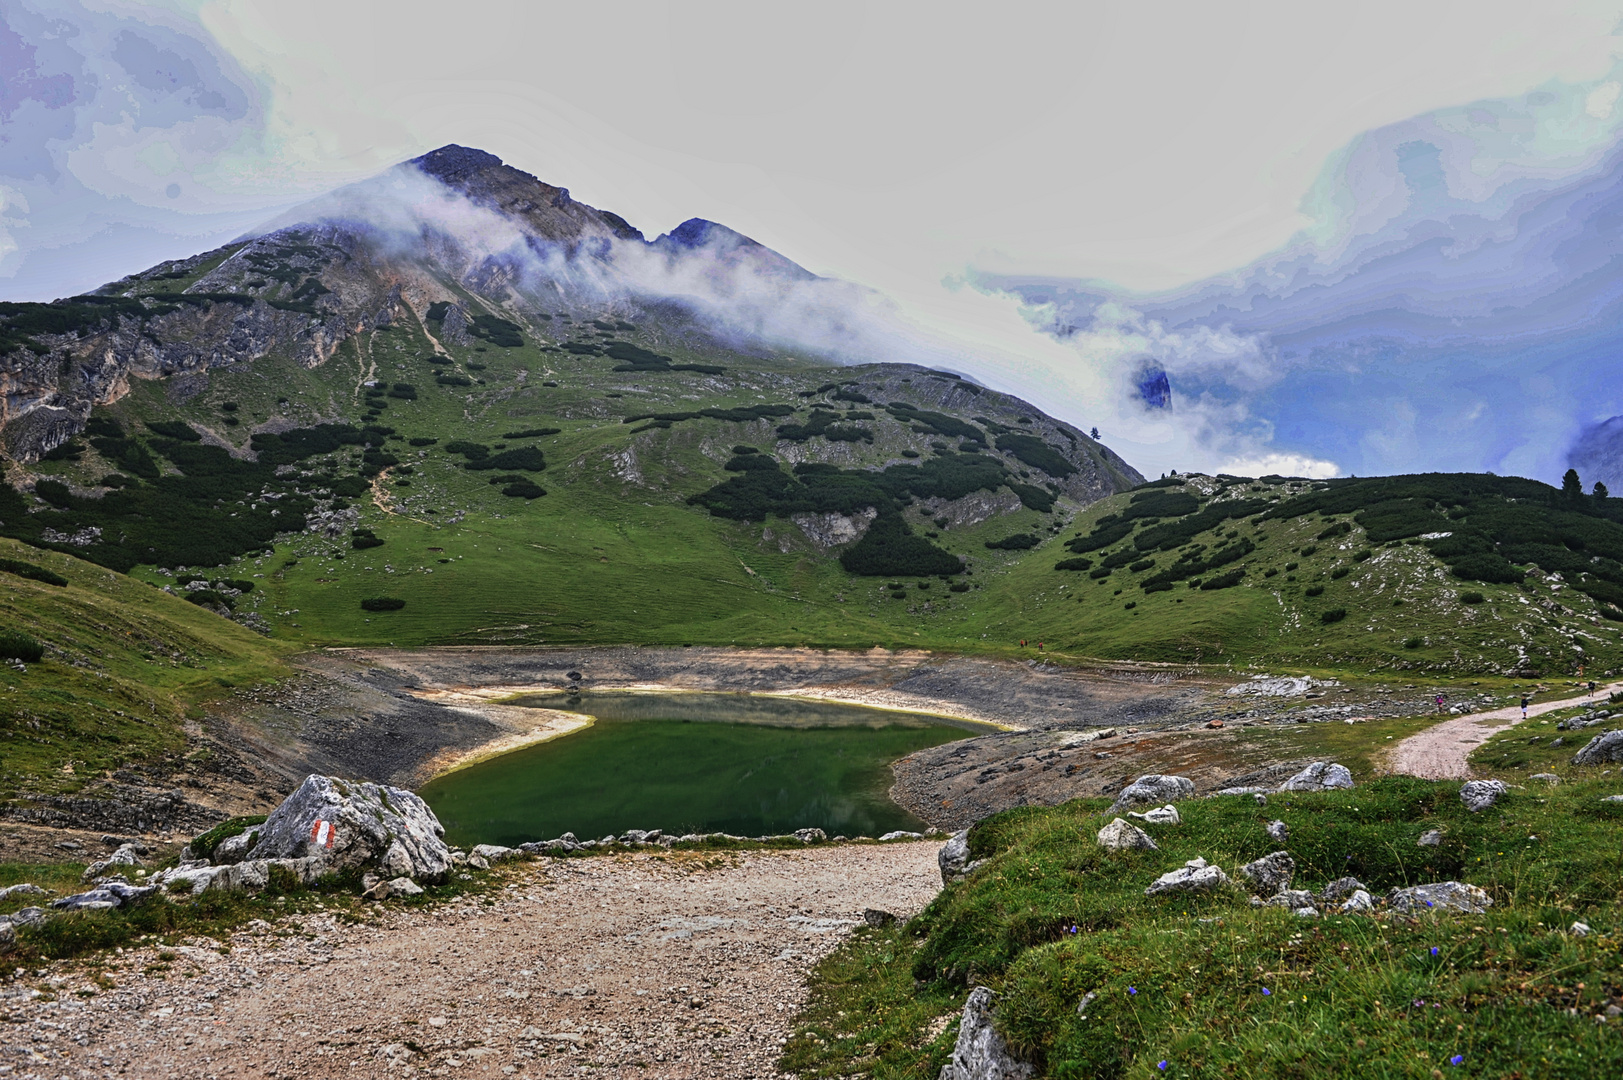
[6,0,1623,477]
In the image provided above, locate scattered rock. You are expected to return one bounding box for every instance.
[862,909,898,928]
[939,830,972,885]
[0,883,48,903]
[51,881,158,912]
[386,877,424,897]
[1318,877,1367,903]
[1460,779,1509,813]
[81,842,144,882]
[1387,881,1493,915]
[1339,890,1375,913]
[1603,795,1623,803]
[1571,921,1593,937]
[245,774,450,883]
[1109,774,1195,813]
[1210,786,1271,797]
[1572,730,1623,765]
[1145,857,1230,897]
[1127,805,1181,826]
[1096,818,1158,851]
[937,987,1034,1080]
[879,830,925,841]
[1529,773,1560,784]
[0,922,12,952]
[1260,889,1316,910]
[1238,852,1295,896]
[1265,819,1289,843]
[1417,829,1444,847]
[1277,762,1354,791]
[793,828,828,843]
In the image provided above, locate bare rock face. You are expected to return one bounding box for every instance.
[1096,818,1157,851]
[920,489,1024,530]
[1238,851,1296,897]
[1573,730,1623,765]
[1277,762,1354,792]
[245,775,451,883]
[1388,881,1493,915]
[791,507,878,549]
[937,988,1034,1080]
[939,830,973,885]
[1459,779,1509,813]
[1110,775,1195,814]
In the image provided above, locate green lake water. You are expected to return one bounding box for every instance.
[418,692,982,847]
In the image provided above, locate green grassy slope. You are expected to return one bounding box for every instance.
[0,538,290,801]
[786,776,1623,1079]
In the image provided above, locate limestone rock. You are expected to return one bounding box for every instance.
[1238,852,1295,896]
[212,831,256,864]
[1417,829,1444,847]
[790,508,878,549]
[81,843,144,882]
[52,881,157,912]
[387,877,424,897]
[1388,881,1492,915]
[1127,805,1181,826]
[7,907,45,928]
[472,844,523,864]
[1110,774,1196,813]
[1265,820,1289,843]
[1572,730,1623,765]
[1277,762,1354,792]
[862,909,898,928]
[1260,889,1316,910]
[939,830,972,885]
[792,828,828,843]
[0,883,47,903]
[1460,779,1509,812]
[1096,818,1158,851]
[1145,857,1230,897]
[1339,890,1376,913]
[879,830,925,841]
[1529,773,1560,784]
[0,921,12,952]
[937,987,1034,1080]
[1318,876,1367,904]
[245,775,450,883]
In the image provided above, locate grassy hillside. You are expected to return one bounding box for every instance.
[0,538,289,801]
[786,775,1623,1079]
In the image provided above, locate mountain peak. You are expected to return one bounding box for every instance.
[409,145,504,185]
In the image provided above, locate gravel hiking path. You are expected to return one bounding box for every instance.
[1,843,941,1080]
[1382,681,1623,779]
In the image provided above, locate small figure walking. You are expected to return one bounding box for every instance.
[1521,695,1530,720]
[1435,693,1447,714]
[1589,680,1597,697]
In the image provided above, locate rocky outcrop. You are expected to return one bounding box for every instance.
[1573,730,1623,765]
[1096,818,1157,851]
[1145,857,1229,896]
[1238,852,1295,896]
[1127,805,1180,826]
[82,842,145,882]
[1388,881,1493,915]
[791,508,878,549]
[939,830,973,885]
[1277,762,1354,791]
[1460,779,1509,812]
[1109,775,1195,813]
[937,988,1034,1080]
[243,775,451,883]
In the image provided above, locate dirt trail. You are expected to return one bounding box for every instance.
[1382,682,1623,779]
[1,844,942,1080]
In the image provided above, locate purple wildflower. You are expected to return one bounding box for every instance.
[1430,947,1439,956]
[1262,988,1271,996]
[1128,986,1137,995]
[1450,1055,1464,1066]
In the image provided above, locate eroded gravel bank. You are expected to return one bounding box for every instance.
[0,843,942,1080]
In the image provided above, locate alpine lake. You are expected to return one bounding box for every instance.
[418,692,989,847]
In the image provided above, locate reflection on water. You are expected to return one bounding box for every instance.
[419,692,982,847]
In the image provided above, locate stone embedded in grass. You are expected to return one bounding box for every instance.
[1387,881,1492,915]
[1572,729,1623,765]
[1277,761,1354,791]
[1460,779,1509,812]
[1339,889,1376,913]
[81,842,145,883]
[938,987,1035,1080]
[1318,876,1368,904]
[1110,774,1196,813]
[1417,829,1444,846]
[1238,851,1296,896]
[939,830,972,885]
[1097,818,1158,851]
[1145,857,1230,897]
[1265,819,1289,843]
[1127,805,1181,826]
[1529,773,1560,784]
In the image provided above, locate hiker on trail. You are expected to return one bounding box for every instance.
[1589,680,1597,696]
[1020,639,1026,648]
[1521,695,1530,720]
[1435,693,1446,713]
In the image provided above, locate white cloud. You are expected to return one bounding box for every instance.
[1215,453,1342,480]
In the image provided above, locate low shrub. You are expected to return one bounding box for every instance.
[1320,607,1348,623]
[1404,636,1423,649]
[985,534,1039,551]
[351,529,384,550]
[1352,548,1373,562]
[1053,558,1092,571]
[1315,520,1352,541]
[0,557,69,587]
[1460,590,1486,604]
[1331,566,1351,579]
[501,481,546,499]
[0,629,45,662]
[1199,569,1245,590]
[360,597,405,611]
[1304,584,1325,597]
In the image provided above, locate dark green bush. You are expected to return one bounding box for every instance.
[1331,566,1351,579]
[184,589,233,611]
[436,373,473,387]
[1352,548,1373,562]
[351,528,384,550]
[360,597,406,611]
[502,428,561,439]
[1200,569,1245,590]
[839,512,962,577]
[1404,636,1423,649]
[408,437,438,447]
[0,557,68,587]
[1053,557,1093,572]
[1304,584,1325,597]
[501,481,546,499]
[0,629,44,662]
[1321,607,1348,623]
[985,534,1039,551]
[1315,520,1353,541]
[189,815,268,861]
[993,433,1077,478]
[1460,590,1486,604]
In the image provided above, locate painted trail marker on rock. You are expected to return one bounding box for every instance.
[310,819,336,849]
